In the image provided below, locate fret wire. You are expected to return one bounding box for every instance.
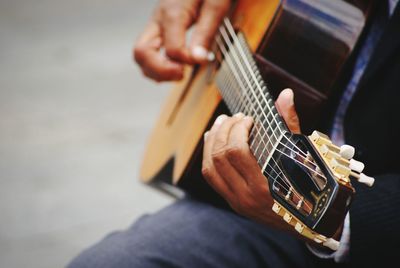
[219,52,256,120]
[255,122,283,162]
[216,38,312,188]
[221,57,250,115]
[216,45,277,164]
[218,25,284,154]
[221,21,288,148]
[216,37,281,171]
[251,111,278,158]
[223,50,249,115]
[250,125,308,208]
[256,115,286,161]
[216,33,312,209]
[215,35,280,167]
[252,132,310,207]
[227,22,311,159]
[218,23,320,179]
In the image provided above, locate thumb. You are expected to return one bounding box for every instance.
[275,88,301,134]
[189,0,230,62]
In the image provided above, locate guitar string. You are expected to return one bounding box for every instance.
[222,18,317,163]
[223,18,328,173]
[217,39,291,193]
[215,35,313,211]
[215,42,298,194]
[221,19,326,176]
[219,24,287,158]
[219,25,286,158]
[215,34,324,183]
[217,25,324,178]
[215,37,312,212]
[216,29,288,161]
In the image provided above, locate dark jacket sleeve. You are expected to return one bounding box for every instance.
[342,7,400,265]
[349,173,400,265]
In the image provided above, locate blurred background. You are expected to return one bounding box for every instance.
[0,0,174,267]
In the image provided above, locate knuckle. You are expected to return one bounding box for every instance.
[165,47,182,59]
[258,184,270,196]
[211,150,226,167]
[163,7,184,21]
[238,196,256,211]
[133,44,146,64]
[213,136,226,149]
[207,0,229,12]
[226,144,247,162]
[142,69,162,82]
[201,165,212,179]
[290,114,300,124]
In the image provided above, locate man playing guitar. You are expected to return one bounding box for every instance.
[68,1,400,267]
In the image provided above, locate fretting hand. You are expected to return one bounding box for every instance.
[202,89,303,231]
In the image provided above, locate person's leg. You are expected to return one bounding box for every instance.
[67,196,312,268]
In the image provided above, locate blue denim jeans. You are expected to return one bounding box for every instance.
[67,196,324,268]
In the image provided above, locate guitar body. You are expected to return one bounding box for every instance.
[140,0,374,205]
[140,0,281,200]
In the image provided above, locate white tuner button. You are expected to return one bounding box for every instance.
[349,159,365,173]
[340,145,355,160]
[359,173,375,187]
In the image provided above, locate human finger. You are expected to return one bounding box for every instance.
[210,113,248,193]
[133,21,184,81]
[160,0,200,63]
[189,0,230,62]
[275,88,301,134]
[225,116,267,190]
[202,115,234,199]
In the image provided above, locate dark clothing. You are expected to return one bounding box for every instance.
[68,197,315,268]
[342,3,400,265]
[68,3,400,268]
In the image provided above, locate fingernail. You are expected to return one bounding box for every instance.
[233,112,244,118]
[204,131,209,140]
[207,52,215,62]
[243,116,254,124]
[215,114,227,126]
[282,88,294,105]
[192,46,208,60]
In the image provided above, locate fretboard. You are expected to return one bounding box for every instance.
[214,20,287,170]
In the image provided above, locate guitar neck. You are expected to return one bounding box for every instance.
[215,18,288,169]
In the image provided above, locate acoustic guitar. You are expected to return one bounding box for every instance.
[140,0,376,250]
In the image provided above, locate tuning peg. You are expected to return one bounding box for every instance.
[358,173,375,186]
[350,172,375,187]
[310,131,331,146]
[272,202,281,214]
[349,159,365,173]
[320,144,340,159]
[283,212,293,223]
[340,145,355,159]
[330,158,351,177]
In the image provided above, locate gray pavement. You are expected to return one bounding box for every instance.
[0,0,174,267]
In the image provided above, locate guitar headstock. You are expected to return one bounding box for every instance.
[265,130,374,250]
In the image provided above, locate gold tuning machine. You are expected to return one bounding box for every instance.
[309,131,375,187]
[350,172,375,187]
[272,202,340,251]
